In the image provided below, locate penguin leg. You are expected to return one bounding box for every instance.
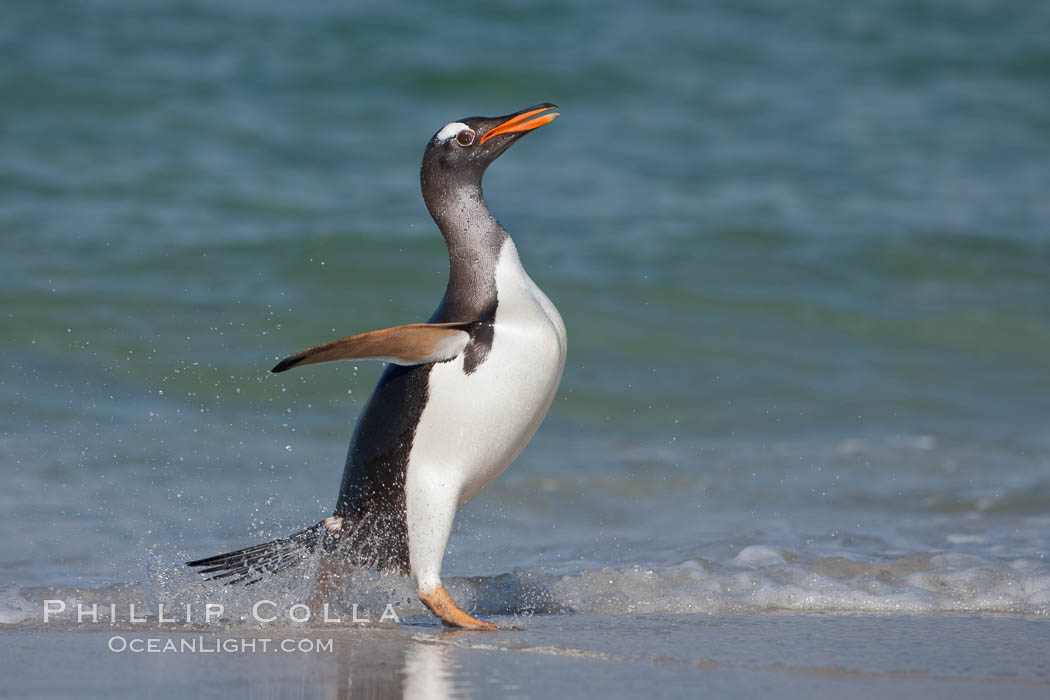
[406,465,498,631]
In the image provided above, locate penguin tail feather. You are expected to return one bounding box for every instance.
[185,521,338,586]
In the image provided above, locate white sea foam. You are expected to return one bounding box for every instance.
[549,551,1050,615]
[0,589,36,625]
[4,548,1047,630]
[729,545,786,569]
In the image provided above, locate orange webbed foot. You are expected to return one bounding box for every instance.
[418,586,499,631]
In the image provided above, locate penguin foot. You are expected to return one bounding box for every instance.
[418,586,498,631]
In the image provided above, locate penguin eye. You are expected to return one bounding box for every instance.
[455,128,476,147]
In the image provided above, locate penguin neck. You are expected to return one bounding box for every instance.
[425,180,510,318]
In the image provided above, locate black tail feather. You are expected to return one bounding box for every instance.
[186,522,335,586]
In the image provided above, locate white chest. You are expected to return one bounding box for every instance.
[408,238,567,506]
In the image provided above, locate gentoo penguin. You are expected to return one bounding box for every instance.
[187,104,566,630]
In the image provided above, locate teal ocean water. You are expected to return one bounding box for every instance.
[2,0,1050,630]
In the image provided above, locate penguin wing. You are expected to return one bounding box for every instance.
[270,322,472,373]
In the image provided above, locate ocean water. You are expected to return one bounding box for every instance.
[2,0,1050,649]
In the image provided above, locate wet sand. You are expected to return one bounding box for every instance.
[4,612,1048,698]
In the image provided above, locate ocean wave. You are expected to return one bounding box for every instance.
[4,547,1047,630]
[549,548,1050,615]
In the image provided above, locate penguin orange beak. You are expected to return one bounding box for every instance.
[480,104,560,144]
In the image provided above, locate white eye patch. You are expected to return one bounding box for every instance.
[434,122,470,142]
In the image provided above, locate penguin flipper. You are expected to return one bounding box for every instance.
[271,322,472,373]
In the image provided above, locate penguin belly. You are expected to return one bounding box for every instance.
[403,240,566,588]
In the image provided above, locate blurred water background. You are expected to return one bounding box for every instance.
[2,0,1049,620]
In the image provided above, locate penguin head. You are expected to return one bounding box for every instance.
[421,103,559,189]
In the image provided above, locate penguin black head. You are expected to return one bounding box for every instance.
[421,103,559,196]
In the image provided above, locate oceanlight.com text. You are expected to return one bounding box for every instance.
[107,636,334,654]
